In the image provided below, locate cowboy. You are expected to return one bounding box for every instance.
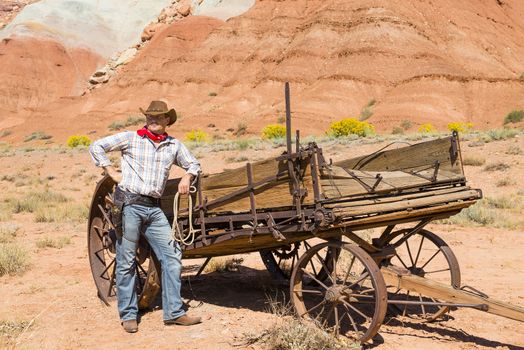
[89,100,201,333]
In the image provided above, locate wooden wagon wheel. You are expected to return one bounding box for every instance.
[290,241,387,343]
[88,186,161,309]
[382,228,461,321]
[260,239,339,281]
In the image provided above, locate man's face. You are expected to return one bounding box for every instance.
[146,114,169,134]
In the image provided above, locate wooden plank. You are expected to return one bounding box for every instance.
[331,189,481,219]
[321,167,463,199]
[330,200,477,228]
[324,186,472,209]
[162,158,314,215]
[335,136,464,177]
[381,267,524,322]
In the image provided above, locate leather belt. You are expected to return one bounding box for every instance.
[114,186,161,207]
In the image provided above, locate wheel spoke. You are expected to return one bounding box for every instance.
[313,252,335,284]
[341,299,370,321]
[424,268,450,275]
[420,249,442,269]
[302,268,329,290]
[94,250,106,265]
[293,288,324,295]
[414,235,425,266]
[343,272,369,291]
[405,239,415,267]
[394,253,410,270]
[334,305,340,336]
[300,299,326,317]
[99,257,116,278]
[322,305,335,328]
[419,293,426,318]
[342,255,356,285]
[342,302,360,333]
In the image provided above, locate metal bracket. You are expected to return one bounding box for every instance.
[266,213,286,241]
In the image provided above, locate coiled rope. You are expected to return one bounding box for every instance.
[171,186,197,246]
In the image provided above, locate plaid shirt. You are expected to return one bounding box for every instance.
[89,131,200,198]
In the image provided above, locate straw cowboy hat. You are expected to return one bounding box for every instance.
[140,100,177,125]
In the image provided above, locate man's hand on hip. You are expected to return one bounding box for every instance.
[103,166,122,184]
[178,173,193,194]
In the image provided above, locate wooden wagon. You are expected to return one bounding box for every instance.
[87,84,524,343]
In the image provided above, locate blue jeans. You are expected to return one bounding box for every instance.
[116,204,185,321]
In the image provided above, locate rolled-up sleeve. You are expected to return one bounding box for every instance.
[175,141,201,176]
[89,132,131,167]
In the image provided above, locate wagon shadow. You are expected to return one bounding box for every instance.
[179,265,288,313]
[373,317,524,350]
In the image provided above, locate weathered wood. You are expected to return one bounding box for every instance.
[331,189,481,219]
[381,267,524,322]
[335,136,464,177]
[330,200,476,228]
[324,186,472,209]
[321,167,463,199]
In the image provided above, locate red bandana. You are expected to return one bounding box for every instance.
[137,126,168,142]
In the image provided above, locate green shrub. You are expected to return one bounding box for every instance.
[67,135,91,148]
[328,118,375,137]
[418,123,436,133]
[0,130,11,138]
[24,131,52,142]
[185,130,209,143]
[0,244,30,276]
[504,110,524,124]
[208,91,217,97]
[447,122,473,133]
[262,124,287,139]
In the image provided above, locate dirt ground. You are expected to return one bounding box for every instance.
[1,134,523,350]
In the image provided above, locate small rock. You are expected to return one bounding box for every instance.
[89,74,109,85]
[92,68,108,77]
[141,22,164,42]
[114,48,137,67]
[207,123,216,128]
[177,1,191,16]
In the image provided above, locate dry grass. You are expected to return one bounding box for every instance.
[0,224,20,243]
[462,156,486,166]
[242,294,360,350]
[36,236,72,249]
[0,244,30,277]
[0,320,31,347]
[203,257,243,273]
[483,161,510,172]
[505,144,522,155]
[496,178,515,187]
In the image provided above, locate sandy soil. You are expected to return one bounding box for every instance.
[1,135,523,350]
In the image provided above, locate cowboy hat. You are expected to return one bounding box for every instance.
[140,100,177,125]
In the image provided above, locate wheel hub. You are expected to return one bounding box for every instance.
[409,266,425,277]
[324,286,343,303]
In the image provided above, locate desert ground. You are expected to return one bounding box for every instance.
[0,131,523,350]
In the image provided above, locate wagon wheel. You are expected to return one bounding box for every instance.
[382,228,460,321]
[260,240,339,281]
[88,208,161,309]
[290,241,387,343]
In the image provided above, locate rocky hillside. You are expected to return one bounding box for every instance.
[2,0,524,142]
